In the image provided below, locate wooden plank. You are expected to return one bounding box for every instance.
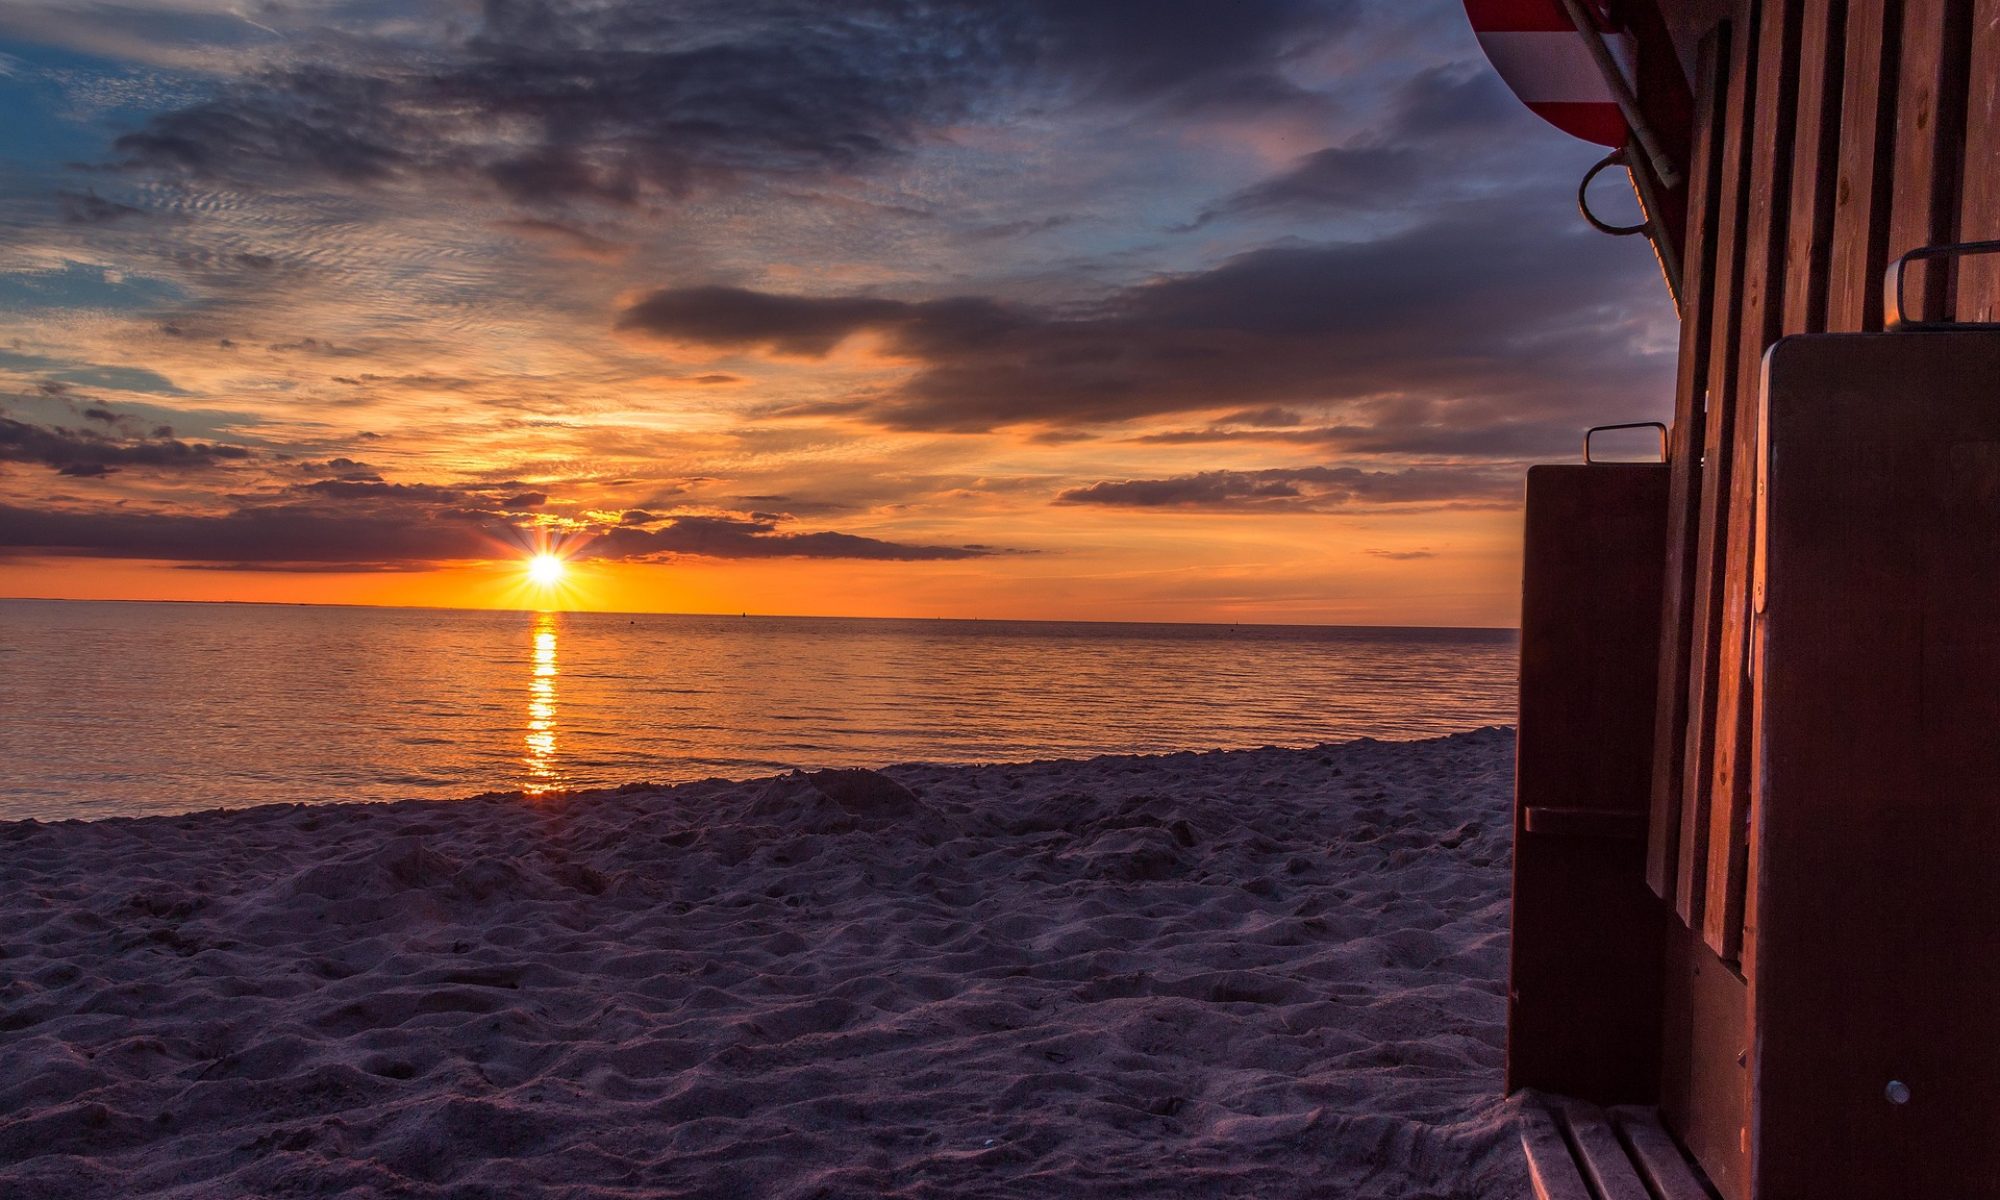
[1676,7,1759,929]
[1613,1107,1719,1200]
[1752,331,2000,1197]
[1704,0,1806,964]
[1886,0,1976,320]
[1558,1102,1653,1200]
[1826,0,1904,330]
[1957,0,2000,321]
[1520,1105,1592,1200]
[1648,27,1730,905]
[1509,465,1669,1104]
[1779,0,1850,335]
[1657,920,1751,1200]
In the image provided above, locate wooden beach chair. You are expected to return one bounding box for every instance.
[1493,2,2000,1197]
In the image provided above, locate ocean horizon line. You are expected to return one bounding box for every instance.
[0,594,1519,636]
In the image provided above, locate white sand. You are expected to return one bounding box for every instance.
[0,728,1527,1199]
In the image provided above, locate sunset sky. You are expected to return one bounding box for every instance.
[0,0,1675,625]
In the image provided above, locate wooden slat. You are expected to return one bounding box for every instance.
[1675,7,1760,929]
[1612,1107,1718,1200]
[1886,0,1976,320]
[1957,0,2000,321]
[1647,28,1730,904]
[1520,1106,1593,1200]
[1779,0,1851,335]
[1826,0,1905,331]
[1704,0,1805,963]
[1559,1102,1653,1200]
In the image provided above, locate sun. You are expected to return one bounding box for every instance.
[526,553,566,587]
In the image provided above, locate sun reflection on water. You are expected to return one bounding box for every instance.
[524,613,561,794]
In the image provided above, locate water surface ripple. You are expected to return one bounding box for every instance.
[0,599,1517,820]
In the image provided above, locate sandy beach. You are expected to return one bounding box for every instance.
[0,729,1526,1199]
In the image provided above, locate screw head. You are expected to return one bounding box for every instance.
[1885,1080,1912,1105]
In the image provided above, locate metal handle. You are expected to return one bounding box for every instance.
[1579,150,1649,236]
[1584,421,1668,464]
[1884,240,2000,330]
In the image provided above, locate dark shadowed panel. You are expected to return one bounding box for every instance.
[1752,331,2000,1198]
[1509,464,1668,1104]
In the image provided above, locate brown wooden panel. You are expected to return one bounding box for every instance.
[1826,0,1904,330]
[1509,465,1668,1104]
[1780,0,1849,335]
[1676,7,1759,929]
[1752,331,2000,1198]
[1886,0,1976,319]
[1648,27,1730,904]
[1656,919,1749,1200]
[1612,1107,1719,1200]
[1704,0,1806,963]
[1958,0,2000,321]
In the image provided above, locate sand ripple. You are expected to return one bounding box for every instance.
[0,729,1526,1198]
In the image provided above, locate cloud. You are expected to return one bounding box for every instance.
[0,413,253,477]
[618,287,911,356]
[591,514,990,561]
[56,190,151,224]
[104,0,1357,207]
[0,502,511,566]
[0,487,994,566]
[1054,466,1514,512]
[620,196,1671,440]
[1366,547,1436,560]
[1186,65,1542,227]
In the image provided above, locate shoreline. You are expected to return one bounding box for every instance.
[0,728,1519,831]
[1,729,1526,1197]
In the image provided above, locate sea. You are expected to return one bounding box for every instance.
[0,598,1518,822]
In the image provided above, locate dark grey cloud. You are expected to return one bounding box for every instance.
[108,0,1354,206]
[56,190,150,225]
[1128,413,1589,460]
[1054,465,1514,512]
[593,515,989,561]
[0,488,993,566]
[1366,547,1437,560]
[0,503,512,566]
[0,413,253,477]
[618,288,910,356]
[1192,145,1425,226]
[621,196,1671,442]
[1189,65,1538,228]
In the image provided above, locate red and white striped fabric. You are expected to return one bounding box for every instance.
[1463,0,1632,148]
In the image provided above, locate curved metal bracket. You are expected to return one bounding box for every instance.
[1584,421,1668,464]
[1579,151,1649,237]
[1884,240,2000,330]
